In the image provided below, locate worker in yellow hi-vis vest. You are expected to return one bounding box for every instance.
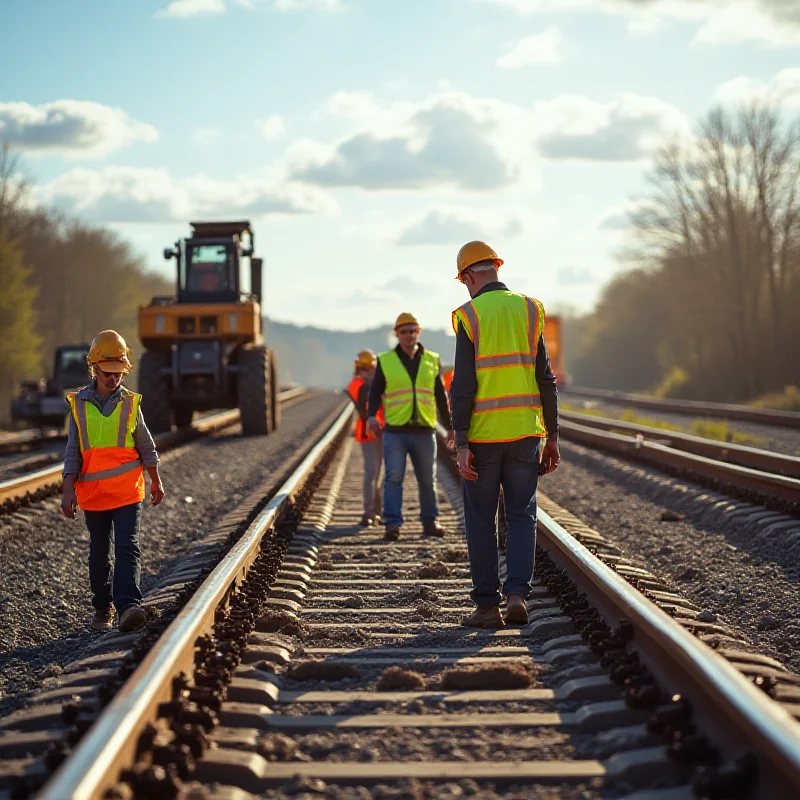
[366,313,454,541]
[451,242,560,629]
[61,330,165,635]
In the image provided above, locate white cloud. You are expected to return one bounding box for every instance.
[396,206,541,246]
[715,68,800,107]
[40,166,337,224]
[497,27,564,69]
[533,93,688,162]
[257,115,286,139]
[155,0,225,18]
[156,0,343,16]
[271,0,344,10]
[285,91,531,191]
[478,0,800,47]
[193,126,222,145]
[0,100,157,158]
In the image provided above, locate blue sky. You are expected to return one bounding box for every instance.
[3,0,800,330]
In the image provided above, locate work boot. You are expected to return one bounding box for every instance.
[91,607,115,631]
[423,521,446,538]
[359,514,374,527]
[384,524,401,541]
[118,605,147,633]
[504,595,528,626]
[461,607,505,629]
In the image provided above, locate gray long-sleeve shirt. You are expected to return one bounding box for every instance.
[63,381,160,477]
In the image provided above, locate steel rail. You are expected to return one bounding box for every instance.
[0,389,307,505]
[560,419,800,505]
[40,403,353,800]
[536,508,800,798]
[560,408,800,478]
[561,386,800,430]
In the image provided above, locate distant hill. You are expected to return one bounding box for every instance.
[265,318,456,389]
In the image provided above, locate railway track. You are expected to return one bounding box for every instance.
[559,410,800,510]
[0,388,309,516]
[561,387,800,431]
[0,430,66,459]
[3,414,799,798]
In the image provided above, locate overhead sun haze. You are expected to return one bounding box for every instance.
[2,0,799,331]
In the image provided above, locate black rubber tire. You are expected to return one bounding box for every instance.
[269,348,281,433]
[138,350,172,434]
[173,403,193,429]
[238,345,271,436]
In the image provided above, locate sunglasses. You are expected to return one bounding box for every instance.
[397,327,420,335]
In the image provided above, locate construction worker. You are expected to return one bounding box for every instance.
[346,350,384,527]
[367,313,453,541]
[451,242,559,629]
[61,330,165,634]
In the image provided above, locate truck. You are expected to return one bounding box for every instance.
[11,344,91,431]
[137,221,279,436]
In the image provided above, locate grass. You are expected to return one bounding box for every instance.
[747,386,800,412]
[689,418,765,447]
[561,401,765,447]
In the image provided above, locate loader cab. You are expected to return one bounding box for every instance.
[52,345,91,391]
[164,220,255,305]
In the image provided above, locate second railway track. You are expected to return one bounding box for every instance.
[0,388,309,517]
[3,412,799,798]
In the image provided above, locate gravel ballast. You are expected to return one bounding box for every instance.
[542,441,800,673]
[0,392,345,718]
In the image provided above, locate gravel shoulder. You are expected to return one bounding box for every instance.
[563,397,800,457]
[0,392,345,717]
[542,441,800,673]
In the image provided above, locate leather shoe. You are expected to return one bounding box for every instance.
[359,515,374,527]
[504,595,528,625]
[384,525,401,541]
[423,521,446,538]
[461,606,505,628]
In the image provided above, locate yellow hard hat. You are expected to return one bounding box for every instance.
[354,349,377,369]
[456,241,503,278]
[394,312,420,330]
[87,330,134,374]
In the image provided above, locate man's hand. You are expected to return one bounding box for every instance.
[61,483,78,519]
[446,430,456,451]
[366,417,381,437]
[457,447,479,481]
[147,466,165,506]
[539,438,560,475]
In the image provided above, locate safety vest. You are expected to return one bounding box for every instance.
[378,349,439,428]
[346,377,384,443]
[66,389,146,511]
[452,290,547,443]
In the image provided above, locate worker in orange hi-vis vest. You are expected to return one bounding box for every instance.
[346,350,385,527]
[61,330,165,635]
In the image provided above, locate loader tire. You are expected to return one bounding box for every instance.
[238,345,271,437]
[138,350,172,435]
[270,349,281,432]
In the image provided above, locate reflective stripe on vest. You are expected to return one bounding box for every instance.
[452,292,546,443]
[66,389,146,511]
[378,349,439,428]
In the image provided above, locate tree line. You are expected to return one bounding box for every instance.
[568,105,800,403]
[0,145,171,424]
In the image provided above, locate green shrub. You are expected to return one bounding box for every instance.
[653,366,690,399]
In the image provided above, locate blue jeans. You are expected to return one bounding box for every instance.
[84,501,143,612]
[462,437,540,608]
[382,430,438,527]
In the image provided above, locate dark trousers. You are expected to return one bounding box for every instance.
[461,437,540,608]
[84,501,143,612]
